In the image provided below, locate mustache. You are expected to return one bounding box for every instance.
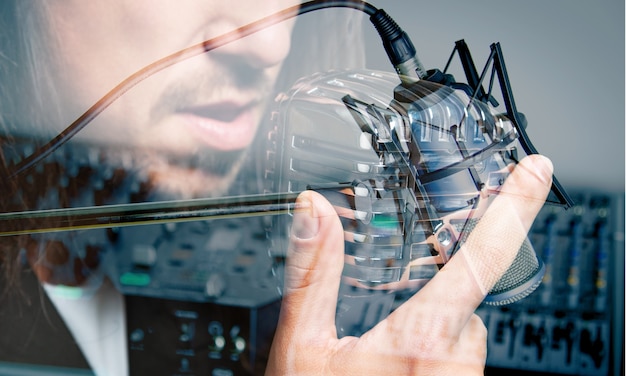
[152,63,275,121]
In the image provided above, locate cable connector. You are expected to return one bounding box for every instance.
[370,9,427,84]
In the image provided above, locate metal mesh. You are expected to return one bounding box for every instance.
[458,218,542,304]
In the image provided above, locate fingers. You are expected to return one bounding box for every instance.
[457,154,554,298]
[267,190,346,374]
[269,155,553,375]
[422,314,487,375]
[277,190,346,337]
[453,314,488,368]
[388,154,554,341]
[326,313,487,375]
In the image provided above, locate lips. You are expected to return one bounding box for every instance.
[176,101,259,151]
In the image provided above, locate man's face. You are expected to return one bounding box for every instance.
[38,1,300,198]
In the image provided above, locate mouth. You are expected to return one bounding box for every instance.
[176,101,260,151]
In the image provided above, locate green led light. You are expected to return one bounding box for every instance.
[120,272,151,286]
[371,213,399,229]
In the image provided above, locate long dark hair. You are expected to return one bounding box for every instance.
[0,1,51,296]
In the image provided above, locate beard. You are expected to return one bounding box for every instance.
[5,44,279,208]
[97,143,253,202]
[141,148,250,200]
[133,57,277,200]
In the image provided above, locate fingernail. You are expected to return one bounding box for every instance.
[527,155,554,185]
[291,196,319,240]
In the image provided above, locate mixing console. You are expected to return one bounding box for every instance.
[479,192,624,375]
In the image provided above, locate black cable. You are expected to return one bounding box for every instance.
[7,0,379,179]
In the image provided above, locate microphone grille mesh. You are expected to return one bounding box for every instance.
[459,219,545,306]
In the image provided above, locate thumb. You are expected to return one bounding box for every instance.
[279,190,345,337]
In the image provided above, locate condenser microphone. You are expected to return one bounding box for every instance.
[387,78,547,307]
[362,7,572,307]
[269,26,571,333]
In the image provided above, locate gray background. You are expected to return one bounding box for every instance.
[364,0,625,193]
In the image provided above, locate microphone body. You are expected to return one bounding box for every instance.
[269,69,546,336]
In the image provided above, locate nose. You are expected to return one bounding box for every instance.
[206,4,296,70]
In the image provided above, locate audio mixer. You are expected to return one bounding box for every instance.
[478,192,624,376]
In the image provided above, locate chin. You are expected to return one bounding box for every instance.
[147,161,242,200]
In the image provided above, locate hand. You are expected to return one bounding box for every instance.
[266,155,554,375]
